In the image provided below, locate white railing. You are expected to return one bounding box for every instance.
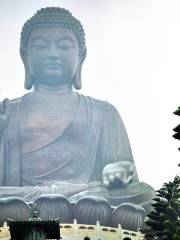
[0,220,144,240]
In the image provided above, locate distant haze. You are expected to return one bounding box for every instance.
[0,0,179,189]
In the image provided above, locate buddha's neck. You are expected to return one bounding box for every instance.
[33,83,73,98]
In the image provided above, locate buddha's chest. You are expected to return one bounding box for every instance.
[20,95,80,153]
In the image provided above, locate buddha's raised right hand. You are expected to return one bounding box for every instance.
[0,98,10,132]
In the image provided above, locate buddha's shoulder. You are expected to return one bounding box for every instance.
[8,93,30,107]
[10,97,23,105]
[80,94,118,114]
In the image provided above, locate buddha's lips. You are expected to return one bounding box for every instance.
[45,63,62,69]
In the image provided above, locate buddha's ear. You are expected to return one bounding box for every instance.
[73,65,82,90]
[24,64,33,90]
[73,49,87,90]
[21,55,34,90]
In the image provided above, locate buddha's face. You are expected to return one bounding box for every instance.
[27,27,80,87]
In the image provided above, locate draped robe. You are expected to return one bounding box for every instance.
[0,92,154,208]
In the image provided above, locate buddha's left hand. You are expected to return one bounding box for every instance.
[102,161,136,188]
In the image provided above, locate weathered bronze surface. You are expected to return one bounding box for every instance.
[0,7,154,230]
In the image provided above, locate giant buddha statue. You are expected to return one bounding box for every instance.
[0,7,154,229]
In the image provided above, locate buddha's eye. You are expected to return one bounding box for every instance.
[57,44,74,50]
[30,38,48,51]
[57,39,75,50]
[57,45,71,50]
[32,45,47,50]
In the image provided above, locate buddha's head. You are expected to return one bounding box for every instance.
[20,7,86,90]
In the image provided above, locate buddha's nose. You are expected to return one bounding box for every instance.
[47,44,59,59]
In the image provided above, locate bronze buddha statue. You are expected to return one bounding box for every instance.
[0,7,154,230]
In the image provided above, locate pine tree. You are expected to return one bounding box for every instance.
[145,108,180,239]
[173,225,180,240]
[173,107,180,150]
[145,176,180,239]
[172,107,180,239]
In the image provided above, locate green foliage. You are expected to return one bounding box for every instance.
[145,108,180,239]
[173,107,180,148]
[174,107,180,116]
[173,227,180,240]
[145,176,180,239]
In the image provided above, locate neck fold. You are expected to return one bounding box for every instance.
[33,83,73,96]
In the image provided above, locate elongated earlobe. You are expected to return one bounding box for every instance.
[73,50,86,90]
[73,66,82,90]
[24,65,33,90]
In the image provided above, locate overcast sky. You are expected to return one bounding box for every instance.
[0,0,180,190]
